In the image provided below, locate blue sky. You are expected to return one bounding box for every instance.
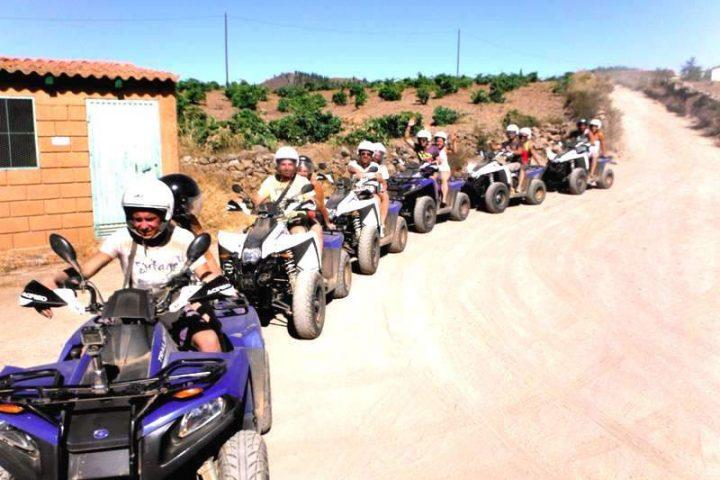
[1,0,718,83]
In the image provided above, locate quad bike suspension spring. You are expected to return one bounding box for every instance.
[282,251,298,281]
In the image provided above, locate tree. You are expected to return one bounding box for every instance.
[681,57,703,81]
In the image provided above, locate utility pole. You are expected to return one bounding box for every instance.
[456,28,461,77]
[224,12,229,88]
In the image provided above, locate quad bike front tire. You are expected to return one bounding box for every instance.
[291,270,326,340]
[388,217,408,253]
[568,168,588,195]
[484,182,509,214]
[356,226,380,275]
[257,350,272,434]
[597,167,614,189]
[450,192,471,221]
[413,196,437,233]
[525,179,547,205]
[333,249,352,298]
[217,430,269,480]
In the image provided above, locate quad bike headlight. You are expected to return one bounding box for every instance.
[177,397,225,439]
[241,248,262,265]
[0,421,38,457]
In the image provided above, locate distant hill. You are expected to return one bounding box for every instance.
[261,71,365,90]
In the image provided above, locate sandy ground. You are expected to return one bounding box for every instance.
[1,86,719,478]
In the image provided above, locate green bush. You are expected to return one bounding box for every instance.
[275,85,308,98]
[339,112,423,145]
[433,74,459,97]
[354,89,368,108]
[552,72,573,94]
[471,89,491,104]
[225,82,268,110]
[269,110,342,145]
[416,85,431,105]
[502,109,540,128]
[378,83,404,101]
[332,90,348,106]
[348,83,365,97]
[489,84,506,103]
[277,93,327,114]
[432,106,461,126]
[227,109,277,149]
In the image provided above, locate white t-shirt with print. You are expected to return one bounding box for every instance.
[437,149,451,172]
[100,226,206,292]
[349,160,387,179]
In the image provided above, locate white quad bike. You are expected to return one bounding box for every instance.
[317,165,408,275]
[218,183,349,340]
[463,151,547,214]
[544,141,615,194]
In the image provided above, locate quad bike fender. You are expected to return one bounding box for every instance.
[264,231,321,272]
[359,200,380,228]
[218,231,247,254]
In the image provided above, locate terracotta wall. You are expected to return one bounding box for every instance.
[0,81,178,252]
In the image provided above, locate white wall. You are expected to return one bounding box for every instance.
[711,68,720,82]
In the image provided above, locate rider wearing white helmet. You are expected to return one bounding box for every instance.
[255,146,321,250]
[494,124,521,152]
[404,116,434,162]
[255,146,311,205]
[372,142,391,226]
[587,119,606,181]
[35,176,222,352]
[348,140,389,228]
[433,131,454,206]
[515,127,540,193]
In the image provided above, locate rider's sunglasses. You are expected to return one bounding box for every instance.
[359,151,373,157]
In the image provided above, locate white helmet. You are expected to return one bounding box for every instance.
[589,119,602,128]
[506,124,519,134]
[122,176,174,239]
[416,129,432,140]
[372,142,387,154]
[434,131,448,140]
[519,127,532,138]
[357,140,375,154]
[274,146,300,163]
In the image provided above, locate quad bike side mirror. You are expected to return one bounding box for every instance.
[318,162,328,170]
[49,233,84,280]
[366,165,379,173]
[185,233,211,267]
[300,184,315,194]
[232,184,243,194]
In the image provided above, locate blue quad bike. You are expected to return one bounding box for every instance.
[0,233,271,479]
[462,151,547,214]
[386,162,470,233]
[317,165,408,277]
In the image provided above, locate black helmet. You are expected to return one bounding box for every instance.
[159,174,202,225]
[577,118,588,126]
[298,155,314,174]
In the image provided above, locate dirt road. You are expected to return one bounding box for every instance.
[1,86,719,479]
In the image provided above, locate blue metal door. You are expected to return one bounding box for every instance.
[86,99,162,236]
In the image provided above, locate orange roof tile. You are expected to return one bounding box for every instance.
[0,56,178,83]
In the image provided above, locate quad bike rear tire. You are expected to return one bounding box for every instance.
[217,430,269,480]
[597,167,614,189]
[450,192,471,221]
[413,196,437,233]
[388,217,408,253]
[356,226,380,275]
[484,182,509,214]
[291,270,325,340]
[257,350,272,434]
[568,168,588,195]
[333,249,352,298]
[525,179,547,205]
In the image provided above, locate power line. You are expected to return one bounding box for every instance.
[228,15,455,36]
[463,32,580,67]
[0,15,222,23]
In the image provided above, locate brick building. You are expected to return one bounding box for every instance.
[0,57,178,253]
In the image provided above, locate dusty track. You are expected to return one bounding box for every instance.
[1,86,719,478]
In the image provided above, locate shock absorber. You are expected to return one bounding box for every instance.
[352,212,362,244]
[282,250,298,280]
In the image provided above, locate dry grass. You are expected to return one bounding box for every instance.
[180,164,253,234]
